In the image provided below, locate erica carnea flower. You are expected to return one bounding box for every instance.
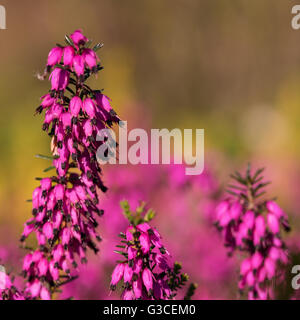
[214,165,290,300]
[0,270,24,300]
[110,201,190,300]
[19,29,120,299]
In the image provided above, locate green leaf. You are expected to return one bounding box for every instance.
[114,250,128,257]
[252,167,265,182]
[85,39,93,48]
[65,35,74,47]
[35,154,54,161]
[136,202,146,215]
[120,200,134,224]
[230,173,246,185]
[92,42,104,52]
[144,208,156,222]
[118,232,126,239]
[184,283,198,300]
[43,166,55,172]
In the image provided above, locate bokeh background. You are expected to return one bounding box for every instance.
[0,0,300,299]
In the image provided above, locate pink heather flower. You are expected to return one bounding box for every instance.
[215,166,290,300]
[128,246,137,260]
[23,253,33,272]
[37,258,48,277]
[40,178,52,191]
[253,216,266,246]
[230,201,242,221]
[139,233,150,254]
[83,49,98,70]
[132,278,143,299]
[240,258,252,276]
[95,93,112,112]
[122,289,135,300]
[111,202,189,300]
[215,200,229,221]
[110,263,125,289]
[27,279,41,298]
[17,29,120,300]
[125,226,134,241]
[266,201,285,219]
[49,68,69,91]
[124,264,133,284]
[73,55,85,76]
[142,268,153,293]
[63,46,75,67]
[0,273,25,300]
[40,286,51,300]
[40,94,55,109]
[42,222,53,240]
[70,96,82,118]
[83,98,96,119]
[264,257,276,279]
[267,213,280,234]
[251,251,263,270]
[47,47,63,67]
[70,29,88,46]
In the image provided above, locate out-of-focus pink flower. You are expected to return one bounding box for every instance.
[215,166,290,300]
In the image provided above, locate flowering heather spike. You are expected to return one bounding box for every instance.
[110,202,189,300]
[5,29,122,300]
[214,165,290,300]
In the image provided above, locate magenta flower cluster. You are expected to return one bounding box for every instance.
[110,202,189,300]
[18,29,119,299]
[0,272,24,300]
[215,167,290,299]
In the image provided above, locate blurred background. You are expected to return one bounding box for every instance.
[0,0,300,299]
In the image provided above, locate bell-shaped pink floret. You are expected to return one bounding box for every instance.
[73,55,85,76]
[267,213,280,234]
[47,47,63,67]
[139,233,150,254]
[70,29,88,46]
[63,46,75,67]
[70,96,82,117]
[124,264,133,284]
[142,268,153,293]
[111,263,125,287]
[251,251,264,270]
